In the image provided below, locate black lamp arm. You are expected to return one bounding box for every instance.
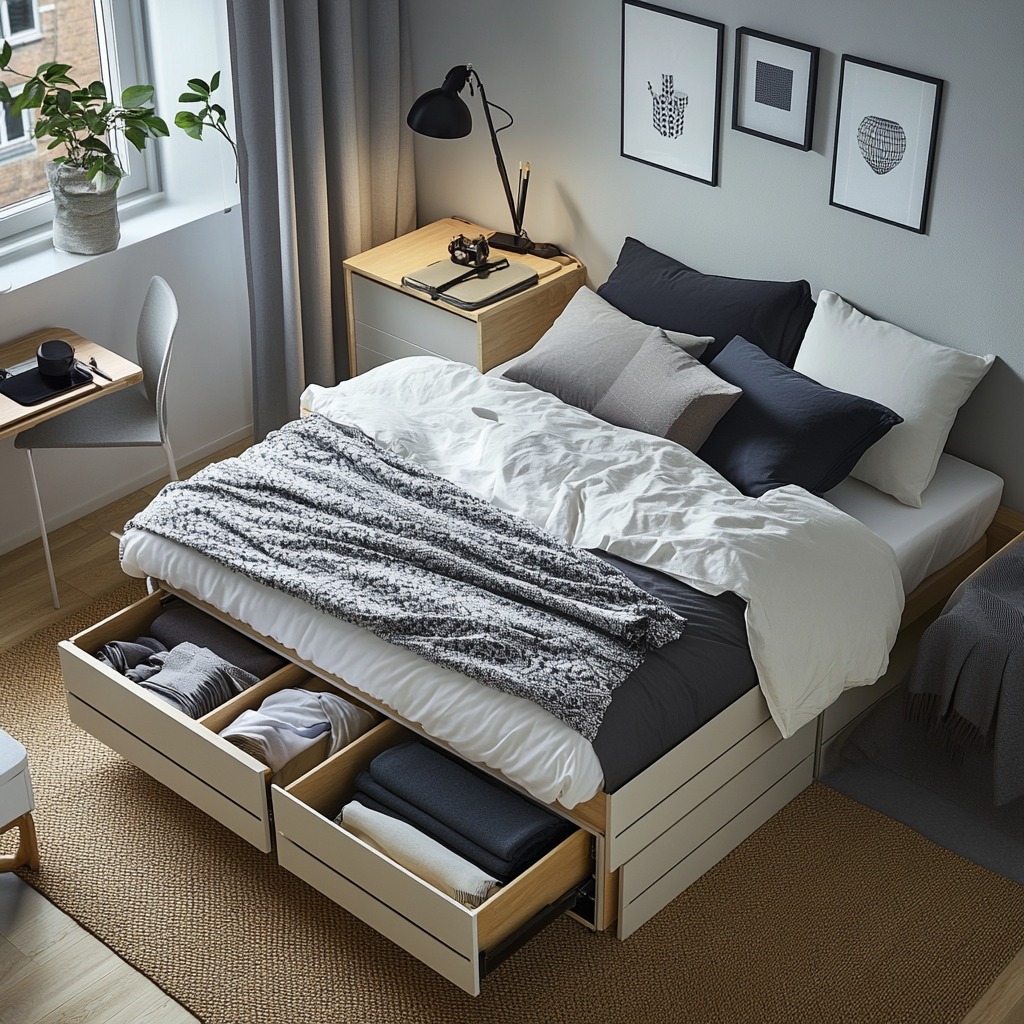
[468,67,524,239]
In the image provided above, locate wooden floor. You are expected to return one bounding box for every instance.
[0,440,1022,1024]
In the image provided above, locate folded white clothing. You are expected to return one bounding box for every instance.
[341,799,502,908]
[220,688,376,771]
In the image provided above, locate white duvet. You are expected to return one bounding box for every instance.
[121,356,904,807]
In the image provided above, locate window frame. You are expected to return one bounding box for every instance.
[0,0,42,45]
[0,0,159,245]
[0,82,34,160]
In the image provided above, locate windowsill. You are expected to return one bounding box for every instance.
[0,189,237,293]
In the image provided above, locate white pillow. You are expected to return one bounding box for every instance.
[794,291,994,507]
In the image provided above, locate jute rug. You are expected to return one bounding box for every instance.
[3,581,1024,1024]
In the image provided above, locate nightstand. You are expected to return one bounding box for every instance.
[343,217,585,376]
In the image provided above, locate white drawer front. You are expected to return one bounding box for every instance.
[272,720,592,995]
[58,590,324,853]
[351,274,478,364]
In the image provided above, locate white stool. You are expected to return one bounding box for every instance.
[0,730,39,872]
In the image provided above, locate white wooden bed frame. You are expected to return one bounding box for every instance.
[58,505,1021,993]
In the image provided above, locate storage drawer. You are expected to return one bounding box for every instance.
[58,590,374,852]
[272,719,593,995]
[351,274,478,365]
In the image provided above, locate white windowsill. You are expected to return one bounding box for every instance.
[0,189,236,293]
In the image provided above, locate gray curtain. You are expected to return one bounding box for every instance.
[226,0,416,440]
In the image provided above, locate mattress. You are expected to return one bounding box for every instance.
[119,361,994,809]
[825,453,1002,594]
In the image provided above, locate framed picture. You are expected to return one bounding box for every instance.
[620,1,724,186]
[732,28,819,150]
[830,55,943,233]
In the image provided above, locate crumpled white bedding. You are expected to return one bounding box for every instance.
[120,356,905,807]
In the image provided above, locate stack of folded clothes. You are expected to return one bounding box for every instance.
[219,688,376,772]
[94,597,287,718]
[335,741,575,908]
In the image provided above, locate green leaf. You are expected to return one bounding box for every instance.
[186,78,210,97]
[46,138,63,150]
[177,91,205,104]
[174,111,198,128]
[124,124,146,150]
[211,70,221,92]
[0,82,10,104]
[42,62,72,82]
[89,80,107,98]
[147,115,169,137]
[121,84,154,108]
[1,41,12,69]
[56,88,72,114]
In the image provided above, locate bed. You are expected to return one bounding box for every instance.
[62,236,1004,993]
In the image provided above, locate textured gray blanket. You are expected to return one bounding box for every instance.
[125,415,685,740]
[906,537,1024,805]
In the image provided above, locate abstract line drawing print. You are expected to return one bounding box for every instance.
[648,74,688,138]
[754,60,793,111]
[857,115,907,174]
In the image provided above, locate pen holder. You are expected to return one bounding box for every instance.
[37,339,76,379]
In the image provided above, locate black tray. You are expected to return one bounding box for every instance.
[0,365,94,406]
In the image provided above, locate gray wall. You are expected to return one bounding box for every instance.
[407,0,1024,509]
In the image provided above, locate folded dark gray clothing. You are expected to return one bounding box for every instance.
[351,779,516,882]
[366,742,574,872]
[149,599,287,679]
[131,642,259,718]
[94,636,167,674]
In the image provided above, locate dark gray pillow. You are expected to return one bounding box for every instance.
[592,329,742,450]
[596,237,816,367]
[503,286,712,411]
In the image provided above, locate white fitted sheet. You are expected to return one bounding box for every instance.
[825,453,1002,594]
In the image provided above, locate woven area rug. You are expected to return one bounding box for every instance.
[3,581,1024,1024]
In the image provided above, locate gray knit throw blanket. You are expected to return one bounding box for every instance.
[905,537,1024,805]
[125,415,685,740]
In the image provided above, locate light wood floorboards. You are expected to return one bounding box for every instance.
[0,439,1021,1023]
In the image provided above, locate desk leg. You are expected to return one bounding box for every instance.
[24,450,60,610]
[0,813,40,872]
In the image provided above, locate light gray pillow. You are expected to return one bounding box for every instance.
[503,286,712,411]
[592,328,742,451]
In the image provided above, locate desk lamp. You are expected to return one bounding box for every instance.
[407,64,561,259]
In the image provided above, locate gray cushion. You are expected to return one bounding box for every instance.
[592,329,742,450]
[503,286,712,411]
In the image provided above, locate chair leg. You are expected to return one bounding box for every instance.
[0,813,40,872]
[162,440,178,482]
[23,450,59,610]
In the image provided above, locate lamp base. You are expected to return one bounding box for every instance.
[489,231,563,259]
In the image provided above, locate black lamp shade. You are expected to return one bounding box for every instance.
[407,65,473,139]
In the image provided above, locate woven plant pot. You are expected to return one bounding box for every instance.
[44,161,120,255]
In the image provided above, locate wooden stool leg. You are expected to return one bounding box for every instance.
[0,813,40,872]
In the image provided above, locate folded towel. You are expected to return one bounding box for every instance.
[220,688,376,771]
[340,799,502,908]
[359,742,574,880]
[351,779,514,881]
[129,642,258,718]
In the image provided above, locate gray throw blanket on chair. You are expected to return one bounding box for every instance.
[905,536,1024,805]
[124,414,685,740]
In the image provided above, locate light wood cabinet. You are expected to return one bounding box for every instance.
[343,217,586,376]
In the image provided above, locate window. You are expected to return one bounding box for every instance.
[0,0,155,244]
[1,87,32,160]
[1,0,41,42]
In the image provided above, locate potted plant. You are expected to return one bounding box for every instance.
[0,41,235,255]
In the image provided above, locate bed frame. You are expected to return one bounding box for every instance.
[144,505,1019,939]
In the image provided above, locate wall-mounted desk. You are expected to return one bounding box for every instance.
[0,327,142,443]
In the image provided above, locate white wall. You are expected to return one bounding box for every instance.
[0,0,251,554]
[406,0,1024,509]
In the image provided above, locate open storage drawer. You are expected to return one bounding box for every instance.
[58,589,372,852]
[272,718,594,995]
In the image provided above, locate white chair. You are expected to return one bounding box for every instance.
[15,276,180,609]
[0,729,38,872]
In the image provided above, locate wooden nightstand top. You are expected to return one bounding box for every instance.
[343,217,583,308]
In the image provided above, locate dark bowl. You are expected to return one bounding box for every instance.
[37,339,76,379]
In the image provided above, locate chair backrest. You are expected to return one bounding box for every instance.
[136,276,179,440]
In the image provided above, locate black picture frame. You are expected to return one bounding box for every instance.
[732,27,819,151]
[620,1,725,186]
[829,55,943,233]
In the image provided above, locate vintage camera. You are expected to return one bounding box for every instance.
[448,233,491,267]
